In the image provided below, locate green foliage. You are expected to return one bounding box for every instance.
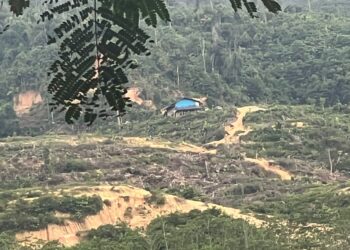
[44,209,282,250]
[8,0,29,16]
[147,208,278,250]
[145,190,166,206]
[39,0,171,124]
[32,207,350,249]
[165,186,202,200]
[0,194,103,233]
[242,105,350,172]
[247,184,350,225]
[68,224,149,250]
[0,102,19,137]
[56,159,91,173]
[2,0,281,125]
[139,7,350,108]
[120,109,232,144]
[0,2,350,132]
[40,241,64,250]
[0,232,19,250]
[229,0,281,17]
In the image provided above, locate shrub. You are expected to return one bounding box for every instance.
[103,199,112,207]
[145,191,166,206]
[56,159,91,173]
[0,195,104,233]
[81,224,148,250]
[124,207,133,218]
[59,195,103,221]
[166,186,201,200]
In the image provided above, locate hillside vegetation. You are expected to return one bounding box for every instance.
[1,0,350,249]
[0,104,350,249]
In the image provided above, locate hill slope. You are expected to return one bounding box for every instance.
[15,185,263,247]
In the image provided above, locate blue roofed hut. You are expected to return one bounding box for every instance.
[162,98,204,117]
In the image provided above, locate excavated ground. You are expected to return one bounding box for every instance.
[209,106,293,181]
[16,185,263,247]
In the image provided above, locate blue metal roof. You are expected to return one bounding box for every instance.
[175,98,200,110]
[163,98,203,113]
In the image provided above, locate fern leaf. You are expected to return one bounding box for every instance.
[261,0,281,14]
[243,0,257,18]
[229,0,242,12]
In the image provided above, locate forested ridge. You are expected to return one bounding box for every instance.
[133,1,350,107]
[1,0,350,136]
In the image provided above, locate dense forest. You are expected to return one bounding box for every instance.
[1,0,350,136]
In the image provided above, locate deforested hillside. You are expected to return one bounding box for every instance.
[1,105,350,249]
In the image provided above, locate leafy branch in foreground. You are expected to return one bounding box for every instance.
[39,0,170,124]
[230,0,281,17]
[0,24,9,35]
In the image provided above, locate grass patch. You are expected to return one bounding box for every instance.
[0,194,103,233]
[145,190,166,206]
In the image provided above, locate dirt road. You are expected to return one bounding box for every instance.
[209,106,293,181]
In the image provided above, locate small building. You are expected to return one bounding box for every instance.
[162,98,204,117]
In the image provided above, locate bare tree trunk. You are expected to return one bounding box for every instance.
[43,24,48,44]
[117,111,121,127]
[196,0,200,9]
[201,38,207,73]
[327,148,333,174]
[308,0,312,12]
[139,177,145,188]
[211,54,215,72]
[162,220,169,250]
[207,219,212,249]
[154,28,158,46]
[209,0,213,10]
[205,161,210,179]
[243,222,249,249]
[176,64,180,87]
[46,100,51,124]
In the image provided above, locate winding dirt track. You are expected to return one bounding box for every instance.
[245,158,293,181]
[209,106,293,181]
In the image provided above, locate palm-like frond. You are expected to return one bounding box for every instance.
[229,0,242,12]
[230,0,281,17]
[42,0,170,124]
[8,0,29,16]
[0,24,10,34]
[262,0,281,14]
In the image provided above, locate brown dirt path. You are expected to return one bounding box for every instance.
[122,137,216,155]
[208,106,265,145]
[245,158,293,181]
[208,106,293,181]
